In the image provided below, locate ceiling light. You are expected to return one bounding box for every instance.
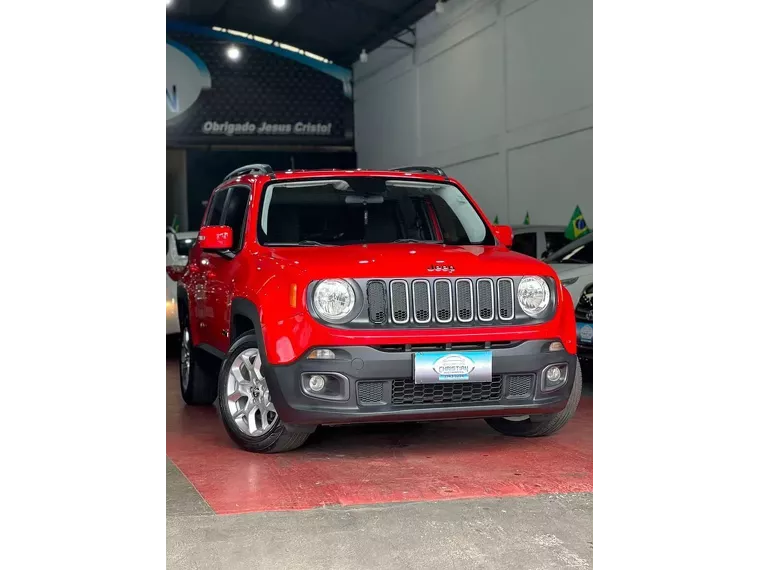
[226,45,242,61]
[271,0,287,9]
[166,0,173,6]
[359,49,368,63]
[435,1,445,14]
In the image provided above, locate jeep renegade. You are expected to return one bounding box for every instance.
[169,164,582,453]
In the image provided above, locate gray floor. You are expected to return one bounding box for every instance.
[168,459,592,570]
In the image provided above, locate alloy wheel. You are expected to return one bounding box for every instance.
[225,348,278,436]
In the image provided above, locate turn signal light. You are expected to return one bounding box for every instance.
[289,284,298,308]
[549,341,564,352]
[307,349,336,360]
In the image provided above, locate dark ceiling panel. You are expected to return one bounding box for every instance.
[167,0,442,67]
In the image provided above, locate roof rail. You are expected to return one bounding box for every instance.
[223,163,275,181]
[390,166,448,178]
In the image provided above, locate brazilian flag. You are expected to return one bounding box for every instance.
[171,214,180,233]
[523,211,530,225]
[564,206,590,240]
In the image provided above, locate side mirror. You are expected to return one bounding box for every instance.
[493,225,513,248]
[198,225,233,251]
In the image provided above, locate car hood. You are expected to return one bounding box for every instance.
[267,244,556,280]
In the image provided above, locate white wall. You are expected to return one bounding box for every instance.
[353,0,592,227]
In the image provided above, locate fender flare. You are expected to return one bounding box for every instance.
[229,298,269,367]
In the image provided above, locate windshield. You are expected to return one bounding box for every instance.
[258,178,494,246]
[546,236,593,264]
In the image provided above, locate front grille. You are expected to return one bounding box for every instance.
[357,382,385,405]
[391,377,503,405]
[373,277,516,326]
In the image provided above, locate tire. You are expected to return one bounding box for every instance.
[486,360,583,437]
[217,333,313,453]
[179,315,218,406]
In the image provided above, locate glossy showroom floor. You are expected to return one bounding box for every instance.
[166,342,593,569]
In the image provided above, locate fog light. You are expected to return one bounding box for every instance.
[541,363,568,392]
[309,375,326,392]
[549,341,563,352]
[307,349,336,360]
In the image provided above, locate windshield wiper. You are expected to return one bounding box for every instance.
[392,239,444,244]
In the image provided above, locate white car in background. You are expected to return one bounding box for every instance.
[545,232,593,307]
[544,231,601,362]
[511,225,572,259]
[166,229,197,335]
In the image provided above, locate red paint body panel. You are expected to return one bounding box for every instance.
[179,170,577,363]
[166,363,593,514]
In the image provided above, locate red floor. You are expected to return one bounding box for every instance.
[166,362,593,515]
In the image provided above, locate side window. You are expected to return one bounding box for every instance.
[204,189,228,226]
[561,239,601,265]
[221,186,251,252]
[512,232,537,257]
[545,232,571,257]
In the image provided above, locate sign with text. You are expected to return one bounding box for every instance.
[167,22,353,147]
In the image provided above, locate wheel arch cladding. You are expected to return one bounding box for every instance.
[230,298,264,348]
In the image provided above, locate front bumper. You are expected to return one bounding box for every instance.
[264,340,577,426]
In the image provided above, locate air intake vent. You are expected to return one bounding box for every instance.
[434,280,453,323]
[496,279,515,320]
[476,279,495,321]
[455,279,474,322]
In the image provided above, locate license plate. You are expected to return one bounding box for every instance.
[413,351,493,384]
[577,322,593,345]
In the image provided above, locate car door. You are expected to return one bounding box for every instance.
[194,188,229,345]
[203,184,252,351]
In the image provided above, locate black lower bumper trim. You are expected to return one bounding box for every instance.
[264,340,577,426]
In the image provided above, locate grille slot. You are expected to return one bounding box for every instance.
[367,281,387,324]
[357,382,385,405]
[389,280,410,324]
[497,279,515,320]
[391,377,503,405]
[506,374,534,399]
[412,280,432,323]
[434,280,453,323]
[476,279,495,321]
[455,279,474,322]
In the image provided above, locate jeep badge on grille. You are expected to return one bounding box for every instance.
[428,264,455,273]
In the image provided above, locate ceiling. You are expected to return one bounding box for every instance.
[167,0,442,68]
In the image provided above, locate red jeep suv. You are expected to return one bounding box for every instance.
[168,164,581,453]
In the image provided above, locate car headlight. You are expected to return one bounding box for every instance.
[517,276,551,317]
[313,279,356,322]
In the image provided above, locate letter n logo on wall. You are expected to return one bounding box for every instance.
[166,85,179,113]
